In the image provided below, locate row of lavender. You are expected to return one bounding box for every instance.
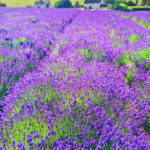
[0,9,150,149]
[0,8,80,103]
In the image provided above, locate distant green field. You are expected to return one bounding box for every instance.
[0,0,84,7]
[0,0,143,8]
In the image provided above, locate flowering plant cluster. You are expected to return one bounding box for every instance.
[0,9,150,150]
[0,8,79,103]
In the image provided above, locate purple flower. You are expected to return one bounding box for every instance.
[17,142,23,148]
[37,141,41,149]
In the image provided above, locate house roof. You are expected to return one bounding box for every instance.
[84,0,101,4]
[35,1,49,6]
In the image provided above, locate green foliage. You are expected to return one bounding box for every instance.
[1,82,106,149]
[118,48,150,86]
[120,14,129,19]
[26,5,32,8]
[0,1,6,7]
[132,18,150,29]
[139,48,150,61]
[81,49,93,62]
[144,60,150,71]
[126,1,136,6]
[26,62,33,72]
[75,1,80,8]
[124,70,134,86]
[4,37,28,50]
[118,49,150,67]
[130,17,136,21]
[114,39,119,48]
[143,22,150,29]
[108,30,114,37]
[45,40,51,51]
[0,55,4,62]
[89,5,92,9]
[137,20,143,25]
[113,3,129,11]
[128,35,140,43]
[5,40,11,48]
[29,18,37,23]
[96,52,105,63]
[143,112,150,134]
[34,27,41,30]
[118,51,132,66]
[0,83,9,100]
[54,0,73,8]
[104,0,116,5]
[130,6,150,11]
[118,55,126,66]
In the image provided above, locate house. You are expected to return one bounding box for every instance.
[34,0,51,8]
[84,0,108,9]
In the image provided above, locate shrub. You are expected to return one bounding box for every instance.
[54,0,73,8]
[126,1,136,6]
[0,2,6,7]
[26,5,32,8]
[89,6,92,9]
[113,3,129,11]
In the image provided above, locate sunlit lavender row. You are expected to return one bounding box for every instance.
[0,8,150,150]
[0,8,80,102]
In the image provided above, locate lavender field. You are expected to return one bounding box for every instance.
[0,8,150,150]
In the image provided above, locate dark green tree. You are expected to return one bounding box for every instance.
[104,0,116,5]
[54,1,63,8]
[75,1,80,8]
[142,0,147,5]
[89,5,92,9]
[127,1,136,6]
[143,0,150,5]
[135,0,138,5]
[0,2,6,7]
[54,0,73,8]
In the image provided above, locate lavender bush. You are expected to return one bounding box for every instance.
[0,8,150,150]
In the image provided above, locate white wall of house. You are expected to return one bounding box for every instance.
[84,0,105,9]
[101,0,104,4]
[84,3,100,9]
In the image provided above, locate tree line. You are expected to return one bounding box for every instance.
[0,1,6,7]
[104,0,150,6]
[54,0,80,8]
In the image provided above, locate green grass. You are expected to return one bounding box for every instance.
[0,0,84,7]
